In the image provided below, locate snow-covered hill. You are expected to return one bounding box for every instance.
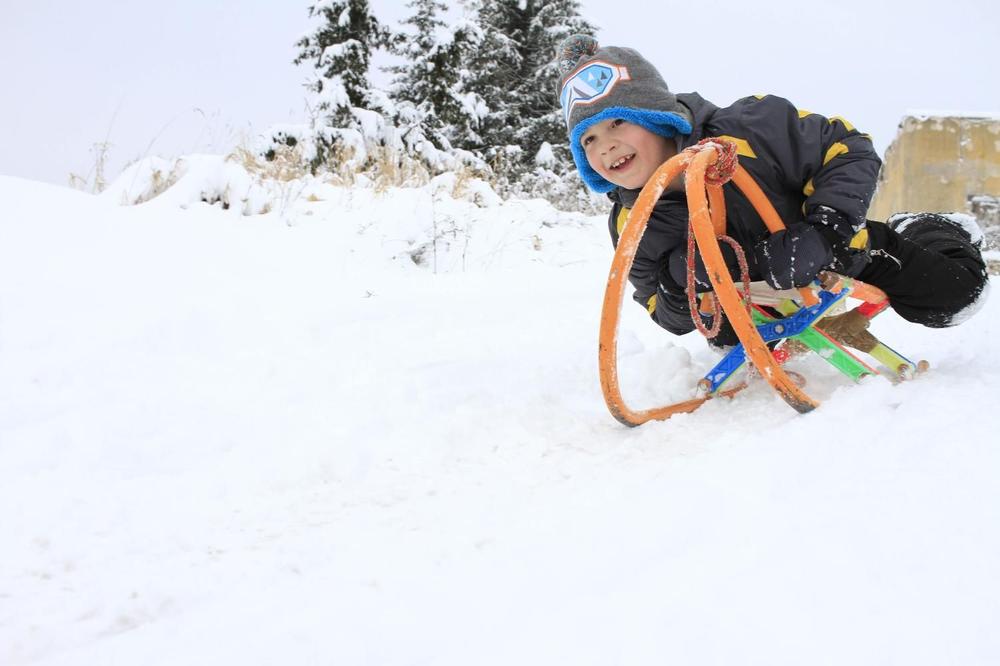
[2,171,998,665]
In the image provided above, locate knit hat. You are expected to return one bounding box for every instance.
[556,35,692,192]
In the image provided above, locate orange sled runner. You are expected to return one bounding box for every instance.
[598,140,926,427]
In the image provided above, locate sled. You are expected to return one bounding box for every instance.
[598,140,927,427]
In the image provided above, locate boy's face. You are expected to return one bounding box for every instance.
[581,118,678,190]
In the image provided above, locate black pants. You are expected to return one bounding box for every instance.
[858,215,989,328]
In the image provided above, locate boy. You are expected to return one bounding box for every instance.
[556,35,989,349]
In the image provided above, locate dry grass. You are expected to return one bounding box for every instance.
[322,143,360,187]
[225,142,315,216]
[142,161,183,203]
[103,157,184,205]
[68,141,113,194]
[228,143,309,183]
[371,146,431,194]
[449,166,477,199]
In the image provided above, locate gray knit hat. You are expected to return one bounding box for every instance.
[556,35,692,192]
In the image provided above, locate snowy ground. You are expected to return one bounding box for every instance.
[2,171,999,665]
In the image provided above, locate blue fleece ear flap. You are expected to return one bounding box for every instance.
[569,107,692,193]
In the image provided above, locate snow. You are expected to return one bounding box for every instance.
[320,38,362,62]
[101,154,272,215]
[904,109,1000,122]
[949,279,992,326]
[888,211,985,246]
[534,141,556,167]
[2,171,1000,665]
[314,74,351,111]
[941,212,986,245]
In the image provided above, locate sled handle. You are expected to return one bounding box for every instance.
[598,144,821,426]
[597,151,715,426]
[686,148,819,414]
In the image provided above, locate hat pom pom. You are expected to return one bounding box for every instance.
[557,34,599,75]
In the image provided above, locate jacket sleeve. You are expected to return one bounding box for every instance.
[608,198,696,336]
[740,95,882,239]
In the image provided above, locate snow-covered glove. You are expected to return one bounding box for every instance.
[752,222,833,290]
[807,206,871,276]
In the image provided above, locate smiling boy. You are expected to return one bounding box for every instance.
[580,117,678,191]
[556,35,989,348]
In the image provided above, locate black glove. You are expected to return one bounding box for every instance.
[807,206,871,276]
[666,242,743,293]
[701,309,740,350]
[663,246,743,346]
[752,222,833,289]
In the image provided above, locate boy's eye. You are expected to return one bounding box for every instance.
[610,119,624,128]
[582,135,594,147]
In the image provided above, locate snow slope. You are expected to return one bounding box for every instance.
[2,173,999,665]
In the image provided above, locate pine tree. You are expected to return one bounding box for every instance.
[294,0,388,127]
[465,0,526,152]
[467,0,595,168]
[387,0,484,151]
[388,0,448,107]
[444,20,487,150]
[514,0,595,166]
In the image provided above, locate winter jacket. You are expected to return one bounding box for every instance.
[607,92,882,336]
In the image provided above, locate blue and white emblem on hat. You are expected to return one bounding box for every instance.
[559,62,631,125]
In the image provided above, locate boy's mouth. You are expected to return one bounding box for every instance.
[609,154,635,170]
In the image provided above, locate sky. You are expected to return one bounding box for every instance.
[2,0,999,188]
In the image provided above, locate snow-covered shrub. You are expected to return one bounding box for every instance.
[101,156,185,206]
[483,145,526,199]
[102,155,275,215]
[371,145,432,192]
[535,142,557,170]
[512,167,607,215]
[430,171,501,208]
[255,97,498,194]
[231,142,310,183]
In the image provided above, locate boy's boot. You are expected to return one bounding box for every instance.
[818,308,878,353]
[887,212,984,250]
[857,215,989,328]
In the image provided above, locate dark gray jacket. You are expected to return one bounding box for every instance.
[607,92,881,335]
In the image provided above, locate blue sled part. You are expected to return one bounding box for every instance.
[700,286,851,394]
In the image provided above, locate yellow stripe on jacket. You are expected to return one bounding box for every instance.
[617,207,631,235]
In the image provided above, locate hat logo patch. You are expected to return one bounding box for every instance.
[560,62,631,125]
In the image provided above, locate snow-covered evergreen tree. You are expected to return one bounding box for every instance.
[387,0,449,109]
[465,0,525,152]
[514,0,595,166]
[272,0,598,210]
[294,0,388,128]
[444,19,488,150]
[387,0,484,151]
[467,0,594,171]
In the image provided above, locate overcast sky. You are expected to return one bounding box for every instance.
[3,0,998,187]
